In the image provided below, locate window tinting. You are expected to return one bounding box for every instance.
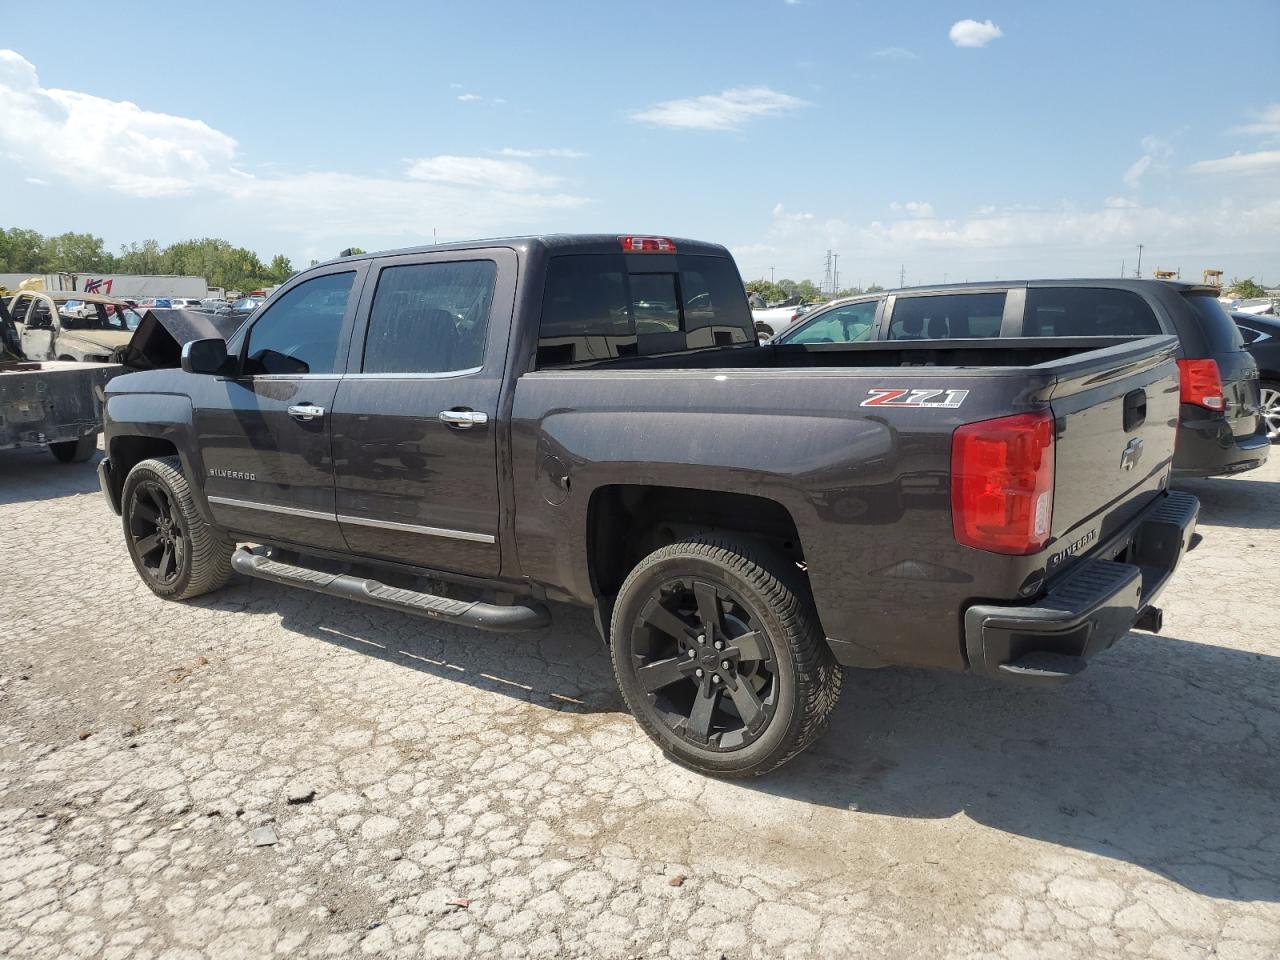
[363,260,496,374]
[1183,294,1245,352]
[243,271,354,375]
[536,254,753,367]
[889,293,1005,340]
[1024,288,1161,337]
[781,301,878,344]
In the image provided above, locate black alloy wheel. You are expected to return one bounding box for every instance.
[630,577,779,751]
[128,480,187,586]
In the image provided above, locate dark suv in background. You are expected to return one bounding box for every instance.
[779,279,1267,478]
[1232,311,1280,442]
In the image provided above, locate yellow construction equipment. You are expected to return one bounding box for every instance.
[1203,269,1223,288]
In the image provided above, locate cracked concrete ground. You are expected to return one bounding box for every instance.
[1,445,1278,960]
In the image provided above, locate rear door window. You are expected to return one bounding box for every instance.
[536,254,754,367]
[889,293,1005,340]
[362,260,496,374]
[1023,288,1162,337]
[1183,294,1245,352]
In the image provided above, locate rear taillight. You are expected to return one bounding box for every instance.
[951,411,1055,555]
[1177,358,1226,411]
[619,236,677,253]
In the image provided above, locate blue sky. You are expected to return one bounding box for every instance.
[2,0,1277,287]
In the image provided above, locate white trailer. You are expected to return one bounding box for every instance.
[0,273,209,300]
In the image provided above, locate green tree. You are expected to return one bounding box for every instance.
[40,232,113,272]
[1228,277,1268,298]
[116,239,165,274]
[0,227,51,272]
[267,254,294,283]
[745,279,786,303]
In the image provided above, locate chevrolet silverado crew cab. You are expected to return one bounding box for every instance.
[98,235,1199,777]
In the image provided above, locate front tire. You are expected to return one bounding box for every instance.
[610,535,842,778]
[122,456,233,600]
[49,434,97,463]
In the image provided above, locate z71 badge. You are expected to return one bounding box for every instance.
[861,388,970,409]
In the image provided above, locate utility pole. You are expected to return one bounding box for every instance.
[1135,244,1144,278]
[899,264,906,288]
[822,250,834,298]
[1120,259,1125,279]
[832,254,840,296]
[770,266,775,284]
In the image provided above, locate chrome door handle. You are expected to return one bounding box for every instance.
[287,404,326,422]
[438,409,489,429]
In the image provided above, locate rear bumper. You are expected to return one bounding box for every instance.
[963,490,1199,685]
[1173,415,1269,478]
[98,457,122,515]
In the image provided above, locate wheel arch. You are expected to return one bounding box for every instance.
[585,484,808,642]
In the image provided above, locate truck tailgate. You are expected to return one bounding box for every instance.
[1044,336,1180,571]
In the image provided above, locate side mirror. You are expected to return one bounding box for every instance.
[181,338,228,375]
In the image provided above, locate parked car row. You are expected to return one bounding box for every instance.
[776,279,1271,478]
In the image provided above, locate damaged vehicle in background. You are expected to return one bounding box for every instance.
[5,291,143,363]
[0,296,120,462]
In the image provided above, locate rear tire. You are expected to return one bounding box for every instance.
[610,535,842,778]
[49,434,97,463]
[1260,381,1279,443]
[122,456,233,600]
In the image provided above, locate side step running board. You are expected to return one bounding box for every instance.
[230,549,551,632]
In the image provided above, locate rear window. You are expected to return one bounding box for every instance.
[1024,288,1161,337]
[1184,294,1245,353]
[889,293,1005,340]
[536,254,754,367]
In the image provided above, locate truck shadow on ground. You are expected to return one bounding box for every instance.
[0,447,103,504]
[768,632,1280,903]
[1174,474,1280,530]
[198,577,1277,904]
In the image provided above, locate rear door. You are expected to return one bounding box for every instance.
[330,249,516,577]
[883,290,1013,340]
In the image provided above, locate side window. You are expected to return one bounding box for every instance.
[362,260,497,374]
[27,298,53,328]
[889,293,1005,340]
[1237,325,1263,345]
[536,254,754,367]
[785,302,878,344]
[10,296,29,324]
[243,271,355,376]
[537,255,636,367]
[1024,288,1161,337]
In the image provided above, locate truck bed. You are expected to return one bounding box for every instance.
[1,361,120,450]
[511,334,1181,671]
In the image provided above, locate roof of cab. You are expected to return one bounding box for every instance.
[317,234,732,269]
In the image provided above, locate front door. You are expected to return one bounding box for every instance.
[198,267,364,551]
[331,250,515,577]
[14,294,56,360]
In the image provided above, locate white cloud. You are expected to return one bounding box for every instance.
[1122,135,1173,187]
[456,93,482,102]
[498,147,585,159]
[733,194,1280,285]
[949,19,1003,48]
[0,48,237,197]
[891,200,934,218]
[871,46,918,60]
[1188,150,1280,176]
[405,155,561,190]
[1123,155,1152,188]
[449,82,463,89]
[1231,103,1280,138]
[0,49,588,246]
[24,176,47,186]
[630,86,806,131]
[772,202,814,222]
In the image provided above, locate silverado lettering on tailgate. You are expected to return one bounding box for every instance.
[861,388,970,409]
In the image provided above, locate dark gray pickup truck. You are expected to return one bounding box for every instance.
[98,235,1199,777]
